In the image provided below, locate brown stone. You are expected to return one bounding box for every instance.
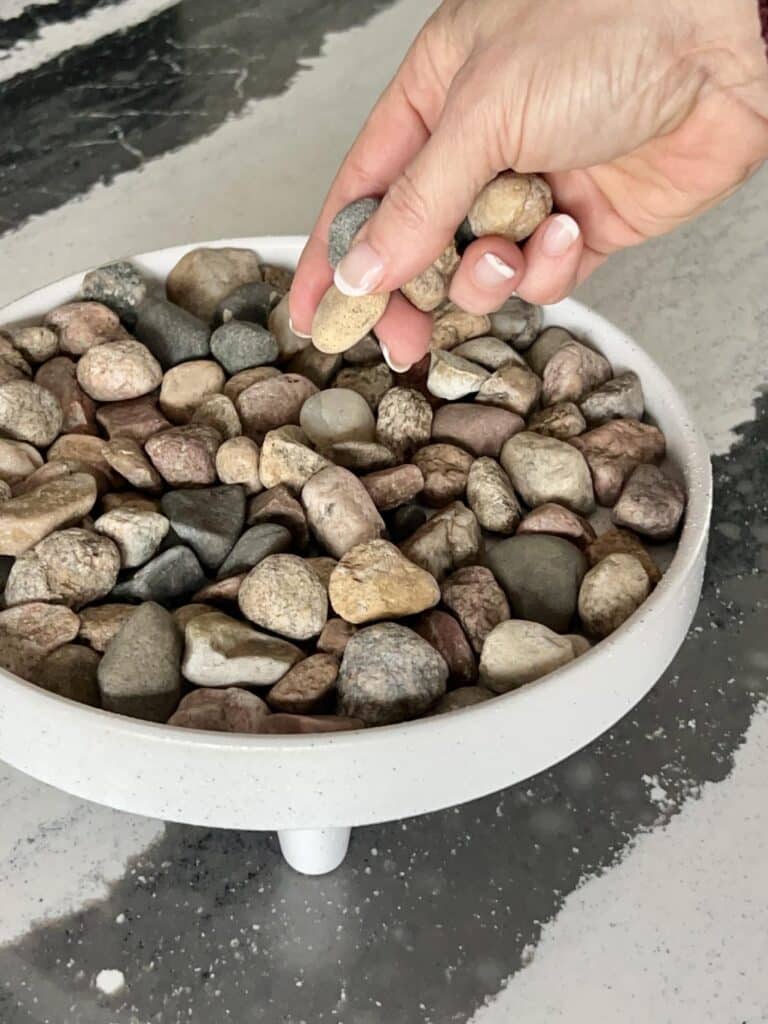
[517,502,596,549]
[541,340,612,405]
[258,713,363,734]
[168,687,270,732]
[96,395,171,444]
[159,360,225,424]
[528,401,587,440]
[570,419,665,506]
[578,553,650,639]
[477,362,541,416]
[78,604,135,651]
[328,539,440,624]
[145,425,221,487]
[247,484,308,547]
[302,465,384,558]
[193,574,245,605]
[44,300,127,355]
[35,357,98,435]
[34,644,101,707]
[172,603,213,631]
[0,473,97,556]
[223,366,281,403]
[190,394,242,439]
[376,386,433,458]
[441,565,511,653]
[321,440,396,473]
[334,362,393,410]
[431,403,524,457]
[468,171,552,242]
[402,243,459,312]
[266,653,339,713]
[100,492,160,514]
[47,434,118,485]
[0,439,43,486]
[415,609,477,686]
[412,444,473,507]
[103,436,163,491]
[287,345,342,388]
[585,527,661,585]
[317,617,357,658]
[361,464,424,510]
[6,325,58,364]
[166,246,262,321]
[236,373,318,440]
[0,380,63,446]
[400,501,482,582]
[0,602,80,652]
[12,459,108,498]
[612,464,686,540]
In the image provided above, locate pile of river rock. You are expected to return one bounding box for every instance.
[0,173,686,734]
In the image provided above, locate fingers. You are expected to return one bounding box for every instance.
[374,291,434,371]
[447,236,525,314]
[514,213,584,305]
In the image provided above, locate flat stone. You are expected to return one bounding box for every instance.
[5,527,120,608]
[0,602,79,652]
[578,553,650,638]
[268,294,311,360]
[223,366,281,403]
[414,609,477,686]
[80,260,147,321]
[239,553,328,640]
[287,344,342,388]
[181,609,302,687]
[112,545,206,603]
[166,246,262,322]
[501,431,595,514]
[302,465,384,558]
[161,484,245,571]
[480,619,574,692]
[376,386,433,458]
[413,444,473,507]
[431,307,491,350]
[133,295,211,368]
[94,508,169,568]
[96,396,171,444]
[453,337,526,371]
[517,502,596,549]
[585,527,661,585]
[0,438,43,485]
[103,436,163,492]
[466,457,521,534]
[0,473,97,556]
[35,644,101,706]
[312,285,389,354]
[431,403,523,457]
[215,436,261,493]
[258,425,329,492]
[0,380,63,446]
[300,388,376,448]
[78,339,163,403]
[322,440,396,472]
[159,359,225,424]
[333,362,393,410]
[44,301,126,355]
[401,243,459,312]
[217,523,291,580]
[259,714,363,735]
[317,617,357,658]
[98,602,182,721]
[145,425,221,487]
[528,401,586,440]
[78,604,135,652]
[214,281,281,328]
[477,362,541,416]
[342,334,382,365]
[441,565,511,653]
[431,686,494,715]
[468,171,552,241]
[337,622,448,725]
[266,653,339,713]
[7,325,58,364]
[35,357,97,436]
[580,371,644,426]
[361,464,424,510]
[210,320,278,374]
[328,539,440,624]
[427,350,489,400]
[486,534,587,632]
[248,485,308,547]
[236,373,318,441]
[542,340,612,406]
[327,197,379,266]
[488,296,542,350]
[612,464,686,540]
[168,687,271,732]
[570,419,666,506]
[401,501,482,582]
[527,326,574,376]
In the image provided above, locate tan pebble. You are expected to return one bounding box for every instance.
[103,436,163,492]
[5,527,120,608]
[427,350,489,400]
[172,603,213,631]
[402,243,459,312]
[159,359,225,424]
[0,473,97,556]
[145,425,221,487]
[78,604,135,652]
[528,401,586,440]
[567,634,592,657]
[35,356,98,435]
[76,339,162,402]
[96,395,171,444]
[479,619,574,692]
[11,459,104,498]
[0,438,43,485]
[216,436,262,494]
[191,394,241,439]
[476,362,541,416]
[0,602,80,652]
[239,553,327,640]
[166,246,262,321]
[541,340,612,406]
[501,431,595,515]
[468,171,553,242]
[223,365,281,403]
[0,479,10,501]
[452,337,525,371]
[312,285,389,354]
[93,508,169,568]
[6,325,58,364]
[578,553,650,638]
[329,538,440,624]
[466,457,521,534]
[266,653,339,713]
[258,425,329,493]
[0,380,63,446]
[431,306,491,351]
[44,300,127,355]
[302,465,384,558]
[300,388,376,447]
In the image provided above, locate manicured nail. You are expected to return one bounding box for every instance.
[288,315,311,340]
[541,214,580,257]
[334,242,385,296]
[472,252,516,289]
[380,341,412,374]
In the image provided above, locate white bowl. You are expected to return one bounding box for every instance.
[0,237,712,874]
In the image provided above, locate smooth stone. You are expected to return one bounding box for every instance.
[159,359,225,424]
[580,371,644,425]
[415,609,477,686]
[466,457,521,534]
[342,334,382,365]
[527,326,574,376]
[0,472,97,557]
[0,438,43,485]
[77,340,162,402]
[327,197,379,266]
[0,633,46,682]
[528,401,587,440]
[182,610,302,687]
[214,281,281,328]
[431,686,493,715]
[223,366,281,403]
[337,622,448,725]
[570,419,666,506]
[247,485,308,547]
[468,171,552,241]
[44,301,126,355]
[333,362,393,410]
[96,396,171,444]
[427,350,489,400]
[305,556,337,589]
[47,434,117,484]
[586,527,661,585]
[111,546,206,603]
[268,294,312,360]
[317,618,357,658]
[302,465,384,558]
[0,336,32,375]
[35,357,97,436]
[431,403,524,458]
[173,604,215,631]
[94,509,169,568]
[517,502,596,549]
[324,440,398,473]
[133,294,211,368]
[376,387,433,457]
[35,644,101,706]
[258,714,363,735]
[312,286,389,354]
[210,320,278,374]
[501,431,595,515]
[78,604,135,652]
[441,565,511,653]
[328,539,440,624]
[102,437,162,492]
[453,336,526,370]
[391,354,439,408]
[612,464,686,540]
[98,602,181,721]
[361,464,424,511]
[480,620,575,692]
[412,444,473,507]
[145,425,221,487]
[387,503,428,543]
[168,687,271,732]
[486,534,587,632]
[5,528,120,608]
[431,306,491,350]
[101,492,160,514]
[0,380,63,446]
[166,246,262,322]
[7,325,58,364]
[477,362,541,416]
[287,344,343,388]
[12,458,105,498]
[259,425,329,492]
[80,260,147,321]
[216,523,292,579]
[488,297,542,350]
[541,340,612,405]
[236,373,318,440]
[0,602,79,652]
[578,553,650,639]
[161,484,245,571]
[239,554,328,640]
[215,436,261,493]
[266,653,339,713]
[401,501,482,582]
[401,243,460,312]
[567,634,593,657]
[300,388,376,447]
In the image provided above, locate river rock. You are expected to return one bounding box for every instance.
[541,340,612,405]
[47,435,116,485]
[44,301,126,355]
[312,285,389,354]
[501,431,594,514]
[173,604,214,631]
[477,362,541,417]
[259,425,329,492]
[0,380,63,446]
[159,359,225,424]
[612,464,686,540]
[453,336,526,371]
[0,633,46,682]
[78,339,162,403]
[182,609,302,686]
[215,436,261,493]
[528,401,586,440]
[517,502,596,549]
[287,344,343,388]
[193,574,244,606]
[0,473,97,555]
[431,306,491,351]
[440,565,510,653]
[96,395,171,444]
[133,294,211,368]
[415,609,477,686]
[102,437,160,492]
[214,280,281,327]
[145,425,221,487]
[328,539,440,624]
[210,320,278,374]
[268,294,311,359]
[302,465,384,558]
[570,419,665,506]
[166,246,262,322]
[261,264,293,292]
[266,653,339,713]
[7,325,59,364]
[337,622,448,725]
[488,296,542,350]
[5,528,120,608]
[224,366,281,402]
[401,242,460,312]
[112,545,205,603]
[34,357,98,435]
[161,484,245,571]
[466,457,521,534]
[168,687,271,732]
[78,604,135,651]
[401,501,481,581]
[300,388,375,447]
[305,556,337,589]
[333,362,393,410]
[248,485,308,547]
[376,386,433,457]
[239,554,327,640]
[580,371,644,425]
[217,523,292,579]
[0,480,9,501]
[480,620,575,692]
[0,361,27,385]
[94,508,169,568]
[431,687,494,715]
[343,334,383,365]
[323,440,395,472]
[0,336,31,376]
[236,373,317,440]
[431,403,523,458]
[0,438,42,485]
[317,617,357,658]
[35,644,101,706]
[259,714,363,735]
[468,171,552,241]
[527,326,573,375]
[361,464,423,510]
[412,444,473,507]
[0,602,79,652]
[578,553,650,638]
[585,527,661,585]
[80,260,147,321]
[327,196,379,266]
[387,503,427,543]
[427,350,489,400]
[101,492,159,514]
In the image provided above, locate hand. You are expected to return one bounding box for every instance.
[289,0,768,369]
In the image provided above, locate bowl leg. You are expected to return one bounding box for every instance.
[277,827,351,875]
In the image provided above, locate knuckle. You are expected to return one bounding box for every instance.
[385,170,431,234]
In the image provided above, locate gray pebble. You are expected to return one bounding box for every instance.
[327,197,379,267]
[488,297,542,350]
[209,320,279,375]
[216,523,292,579]
[80,260,147,323]
[161,485,246,571]
[112,546,206,603]
[133,295,211,369]
[213,281,282,327]
[580,371,644,426]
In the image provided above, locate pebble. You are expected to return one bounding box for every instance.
[159,359,225,424]
[35,357,97,435]
[94,508,169,568]
[190,394,242,440]
[580,371,644,425]
[101,492,160,515]
[527,326,573,376]
[517,502,596,549]
[0,633,46,682]
[541,340,612,405]
[236,373,318,440]
[317,617,357,658]
[305,556,337,589]
[431,403,523,457]
[258,425,329,492]
[568,634,592,657]
[333,362,393,410]
[182,609,302,686]
[0,438,43,485]
[324,440,396,472]
[172,603,212,631]
[78,604,135,652]
[578,553,650,638]
[223,366,281,402]
[161,484,245,571]
[361,464,424,510]
[440,565,510,653]
[259,714,363,735]
[468,171,553,241]
[431,686,493,715]
[214,281,281,327]
[528,401,586,440]
[13,458,105,498]
[0,473,97,556]
[585,527,661,585]
[5,528,120,608]
[133,295,211,368]
[480,620,575,692]
[47,434,116,484]
[193,574,244,606]
[327,197,379,266]
[7,325,59,364]
[412,444,473,506]
[342,334,382,365]
[302,465,384,558]
[261,264,293,292]
[166,246,262,322]
[452,336,526,371]
[239,554,328,640]
[287,345,343,388]
[210,320,278,374]
[0,602,79,652]
[77,340,162,402]
[266,653,339,713]
[431,307,491,351]
[427,350,489,400]
[112,545,206,603]
[477,361,541,416]
[376,387,433,457]
[328,538,440,624]
[247,485,309,547]
[215,436,261,493]
[268,294,311,359]
[44,301,126,355]
[145,425,221,487]
[501,431,595,515]
[401,501,482,581]
[216,522,292,579]
[0,336,32,376]
[0,380,63,445]
[486,534,587,632]
[312,285,389,354]
[466,457,521,534]
[96,395,171,444]
[337,622,448,725]
[401,243,460,311]
[35,644,101,706]
[300,388,376,447]
[98,602,182,721]
[168,687,271,732]
[570,419,666,506]
[612,464,686,540]
[80,260,147,321]
[0,360,25,385]
[415,609,477,686]
[488,296,542,350]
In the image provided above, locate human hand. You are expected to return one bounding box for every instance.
[289,0,768,369]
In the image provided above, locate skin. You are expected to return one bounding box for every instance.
[289,0,768,368]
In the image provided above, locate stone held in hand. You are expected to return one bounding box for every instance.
[168,687,271,732]
[401,242,460,312]
[311,285,389,354]
[111,545,206,603]
[468,171,553,242]
[328,538,440,624]
[34,644,101,707]
[541,339,612,405]
[0,473,98,555]
[578,553,650,639]
[299,387,376,447]
[76,339,163,403]
[415,609,477,687]
[182,610,302,687]
[401,501,482,582]
[258,425,330,492]
[427,350,489,400]
[161,484,245,571]
[210,320,279,374]
[0,380,63,446]
[431,403,524,458]
[239,553,328,640]
[612,464,685,540]
[5,527,120,609]
[301,465,384,559]
[480,619,575,692]
[145,424,221,488]
[376,386,433,458]
[166,246,262,322]
[412,443,473,507]
[580,371,644,425]
[266,653,339,714]
[327,197,379,267]
[517,502,596,550]
[501,431,595,515]
[466,457,521,534]
[94,508,170,568]
[440,565,511,653]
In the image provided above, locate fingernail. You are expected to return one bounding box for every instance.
[288,315,312,340]
[380,341,412,374]
[541,214,580,257]
[334,242,385,296]
[472,252,516,289]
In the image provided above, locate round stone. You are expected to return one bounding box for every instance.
[585,527,661,586]
[431,307,491,350]
[466,457,521,534]
[7,325,59,364]
[312,285,389,355]
[215,436,261,493]
[224,366,281,403]
[181,609,302,687]
[580,371,644,426]
[0,602,79,653]
[44,300,126,355]
[431,686,493,715]
[76,340,162,402]
[5,528,121,609]
[239,554,328,640]
[80,260,147,320]
[288,345,343,388]
[145,425,221,488]
[412,444,473,507]
[93,508,170,568]
[35,357,98,436]
[431,403,523,458]
[266,653,339,714]
[258,425,330,492]
[300,388,376,447]
[327,197,379,266]
[440,565,511,653]
[612,464,685,540]
[476,362,541,416]
[517,502,596,549]
[159,359,226,424]
[401,243,459,312]
[468,171,553,242]
[323,440,396,472]
[500,431,595,515]
[414,609,477,686]
[133,295,211,369]
[317,617,357,658]
[528,402,586,440]
[168,687,271,732]
[209,320,278,374]
[541,340,612,406]
[328,538,440,624]
[302,465,384,559]
[166,246,262,322]
[480,620,575,692]
[527,326,573,376]
[376,387,433,457]
[578,553,650,638]
[236,373,318,440]
[0,380,63,446]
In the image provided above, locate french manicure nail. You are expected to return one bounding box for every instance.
[288,315,312,340]
[380,341,412,374]
[334,241,385,296]
[472,252,516,289]
[541,214,580,257]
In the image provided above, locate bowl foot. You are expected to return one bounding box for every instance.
[277,827,351,874]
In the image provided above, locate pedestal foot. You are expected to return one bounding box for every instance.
[277,826,351,875]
